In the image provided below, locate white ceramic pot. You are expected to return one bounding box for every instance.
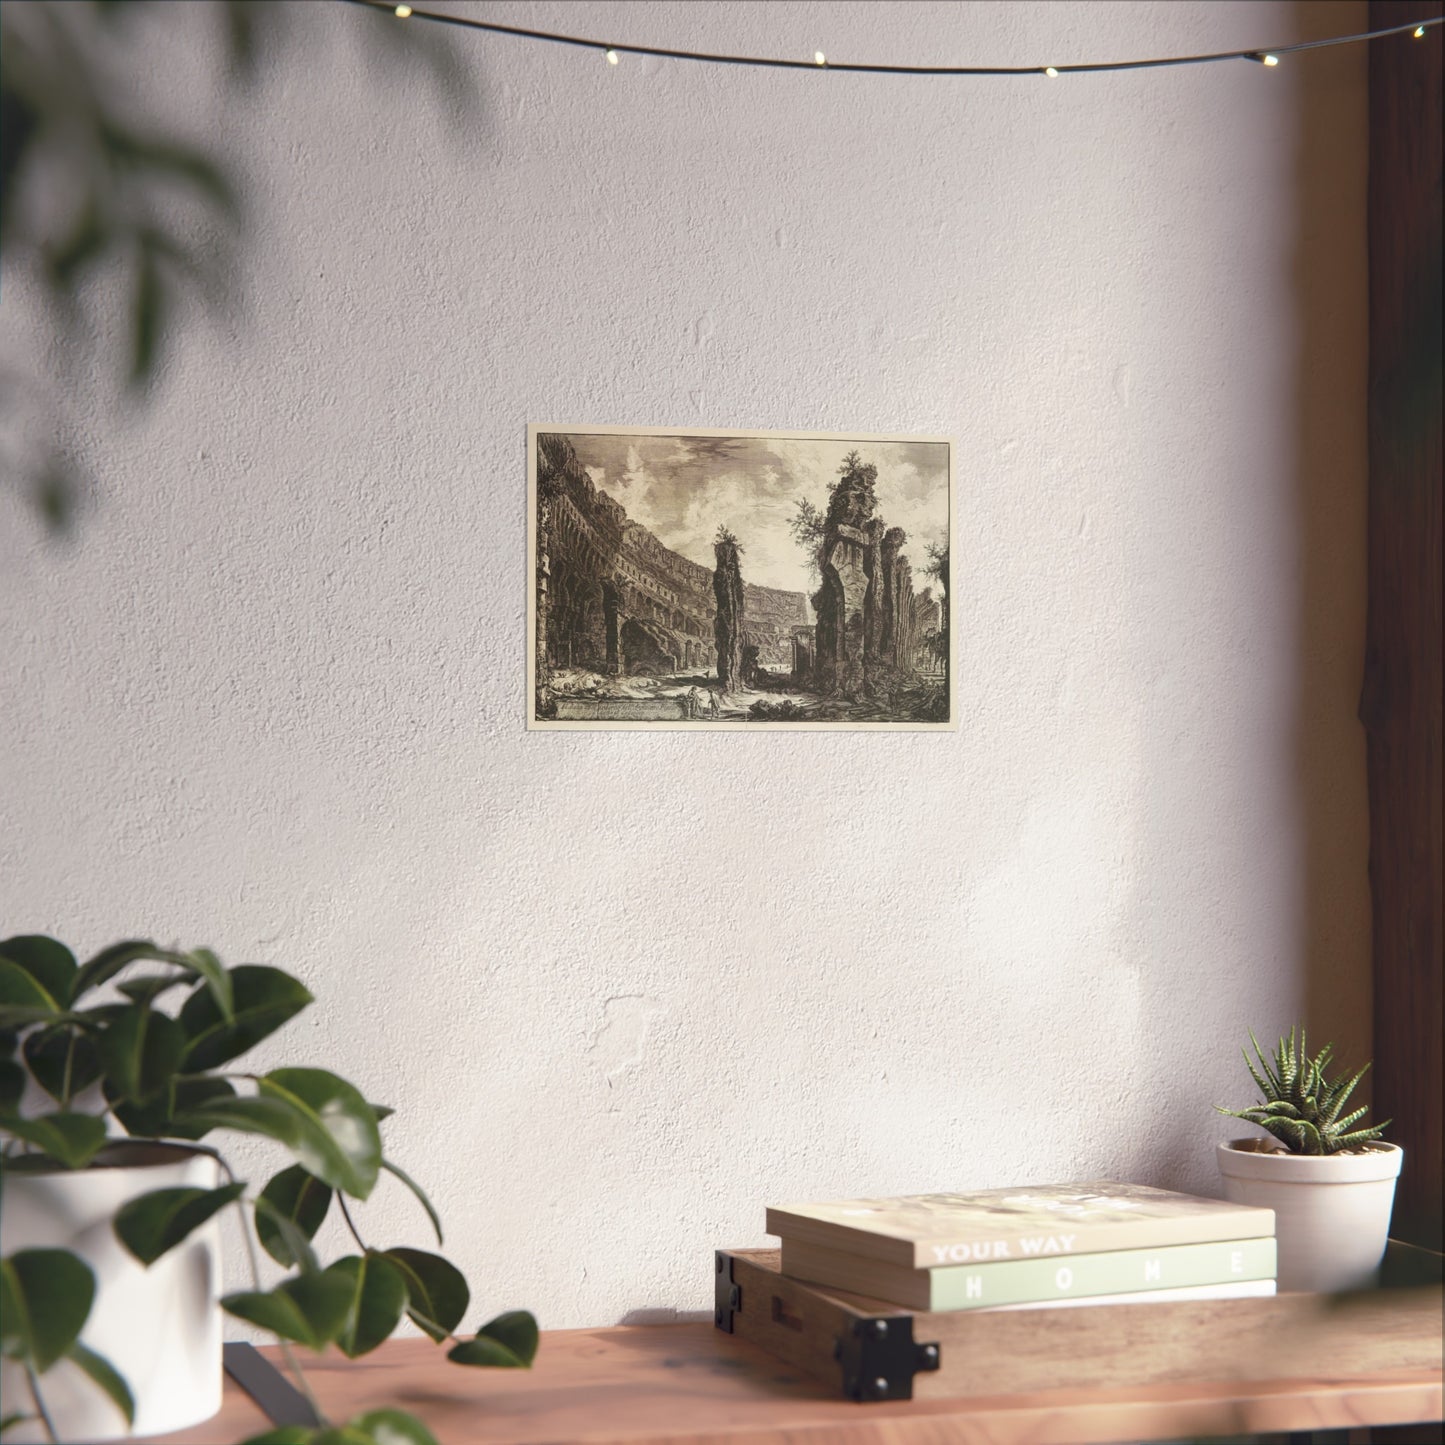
[1216,1137,1403,1293]
[0,1141,224,1442]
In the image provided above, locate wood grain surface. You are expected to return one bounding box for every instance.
[145,1306,1442,1444]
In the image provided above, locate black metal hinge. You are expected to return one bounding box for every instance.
[833,1313,941,1401]
[714,1250,742,1332]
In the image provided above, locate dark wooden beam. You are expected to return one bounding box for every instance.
[1364,0,1443,1265]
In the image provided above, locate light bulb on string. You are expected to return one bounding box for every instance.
[338,2,1440,80]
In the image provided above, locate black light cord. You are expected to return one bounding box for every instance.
[338,1,1441,77]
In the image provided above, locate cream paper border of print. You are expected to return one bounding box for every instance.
[527,424,956,731]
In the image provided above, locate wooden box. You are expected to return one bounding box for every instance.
[715,1242,1445,1404]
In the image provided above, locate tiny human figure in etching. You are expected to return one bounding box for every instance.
[707,689,720,719]
[687,687,703,719]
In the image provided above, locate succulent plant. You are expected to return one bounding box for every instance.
[1216,1025,1391,1156]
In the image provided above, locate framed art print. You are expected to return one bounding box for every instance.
[529,424,953,730]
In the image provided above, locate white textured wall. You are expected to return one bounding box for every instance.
[0,0,1370,1330]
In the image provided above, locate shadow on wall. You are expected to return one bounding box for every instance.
[1133,0,1373,1196]
[0,0,474,536]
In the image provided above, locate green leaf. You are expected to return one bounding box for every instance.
[180,966,312,1071]
[326,1253,407,1359]
[0,938,76,1008]
[447,1310,538,1369]
[370,1103,394,1122]
[1333,1121,1392,1151]
[105,1076,172,1139]
[0,960,60,1027]
[222,1273,353,1351]
[98,1006,187,1103]
[23,1027,102,1103]
[477,1309,538,1365]
[0,1060,24,1114]
[238,1431,314,1445]
[178,1081,379,1200]
[72,941,175,1000]
[73,1003,130,1031]
[0,1248,96,1371]
[113,1182,245,1265]
[0,1261,23,1358]
[138,1076,239,1142]
[258,1069,381,1201]
[252,1196,321,1276]
[1331,1104,1370,1134]
[351,1409,441,1445]
[171,1095,311,1161]
[256,1165,332,1268]
[108,1074,239,1141]
[380,1158,442,1245]
[1,1414,36,1435]
[0,1112,108,1168]
[182,948,233,1023]
[116,975,191,1008]
[67,1341,135,1426]
[382,1248,468,1342]
[310,1430,374,1445]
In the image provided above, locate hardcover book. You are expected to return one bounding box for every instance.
[766,1181,1275,1270]
[779,1234,1278,1311]
[982,1278,1276,1311]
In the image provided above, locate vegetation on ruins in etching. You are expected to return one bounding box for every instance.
[532,430,950,727]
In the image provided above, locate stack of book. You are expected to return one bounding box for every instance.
[766,1181,1277,1312]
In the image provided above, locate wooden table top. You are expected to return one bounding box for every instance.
[150,1320,1444,1445]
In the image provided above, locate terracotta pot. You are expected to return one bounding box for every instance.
[0,1141,224,1441]
[1216,1137,1403,1293]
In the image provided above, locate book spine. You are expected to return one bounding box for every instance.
[930,1237,1276,1310]
[981,1278,1277,1312]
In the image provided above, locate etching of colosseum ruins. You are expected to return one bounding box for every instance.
[528,425,952,729]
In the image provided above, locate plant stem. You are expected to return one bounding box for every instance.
[333,1190,459,1346]
[60,1031,77,1109]
[24,1364,57,1444]
[219,1157,326,1427]
[336,1194,367,1253]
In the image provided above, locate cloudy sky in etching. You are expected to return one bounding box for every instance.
[571,433,949,594]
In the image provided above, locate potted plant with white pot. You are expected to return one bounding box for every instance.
[1,934,537,1444]
[1215,1025,1402,1293]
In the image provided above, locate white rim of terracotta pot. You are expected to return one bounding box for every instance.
[1217,1137,1402,1183]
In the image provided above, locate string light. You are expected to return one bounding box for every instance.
[339,2,1443,78]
